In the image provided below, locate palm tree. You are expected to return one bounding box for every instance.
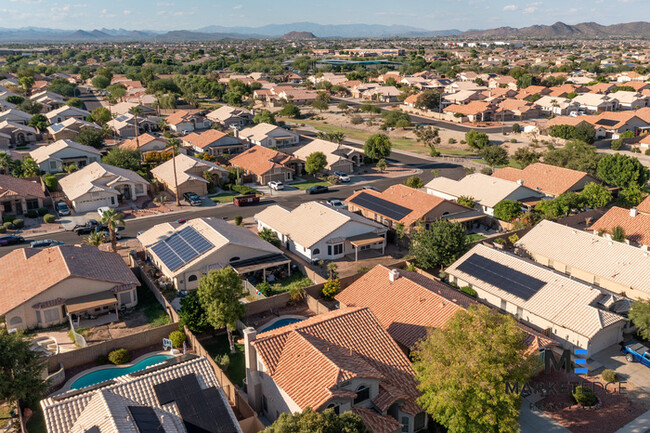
[0,151,12,175]
[158,118,168,132]
[326,131,345,145]
[100,209,125,252]
[129,106,143,153]
[168,138,181,206]
[84,231,104,247]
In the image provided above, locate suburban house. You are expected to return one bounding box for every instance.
[206,105,253,129]
[0,245,139,331]
[47,118,101,141]
[0,121,38,145]
[151,153,228,198]
[443,90,484,105]
[273,87,318,105]
[292,138,363,174]
[446,244,628,356]
[41,355,242,433]
[362,86,402,102]
[106,113,157,138]
[255,201,387,262]
[515,220,650,301]
[243,307,428,433]
[495,98,540,120]
[29,90,65,112]
[425,173,545,216]
[0,174,47,220]
[110,101,156,116]
[335,265,554,354]
[571,93,618,113]
[346,184,482,231]
[182,129,248,156]
[238,123,299,148]
[492,163,599,197]
[0,109,32,125]
[546,112,646,139]
[229,145,302,185]
[166,110,212,134]
[590,206,650,248]
[59,162,150,213]
[534,95,578,116]
[30,139,102,173]
[45,105,91,124]
[443,101,494,122]
[120,133,169,153]
[612,91,648,110]
[138,217,289,291]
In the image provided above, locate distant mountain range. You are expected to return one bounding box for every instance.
[0,21,649,42]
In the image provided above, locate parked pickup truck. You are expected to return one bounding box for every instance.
[73,220,102,235]
[620,341,650,368]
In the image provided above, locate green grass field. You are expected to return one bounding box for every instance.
[467,233,487,243]
[210,192,238,203]
[290,180,330,190]
[202,335,246,387]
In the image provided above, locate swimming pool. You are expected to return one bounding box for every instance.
[258,315,305,333]
[70,354,175,390]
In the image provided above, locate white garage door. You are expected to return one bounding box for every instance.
[590,325,623,356]
[74,196,114,213]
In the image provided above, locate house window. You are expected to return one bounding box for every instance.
[26,199,39,210]
[327,245,332,255]
[326,403,340,415]
[229,257,241,263]
[188,275,198,282]
[333,244,343,255]
[414,412,426,431]
[313,248,320,255]
[49,161,57,170]
[401,416,410,433]
[119,292,131,306]
[135,184,145,194]
[42,307,60,323]
[500,299,507,311]
[354,385,370,404]
[2,202,10,212]
[111,196,116,205]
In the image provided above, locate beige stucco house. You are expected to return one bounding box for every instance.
[151,154,228,198]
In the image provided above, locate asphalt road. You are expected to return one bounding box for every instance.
[0,154,466,256]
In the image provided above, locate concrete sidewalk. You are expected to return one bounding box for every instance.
[520,400,572,433]
[614,410,650,433]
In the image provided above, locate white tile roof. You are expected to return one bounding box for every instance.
[151,154,227,187]
[516,220,650,296]
[59,162,149,201]
[446,244,626,339]
[30,139,101,164]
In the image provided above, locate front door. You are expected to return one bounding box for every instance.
[15,200,23,215]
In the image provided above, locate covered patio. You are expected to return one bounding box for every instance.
[65,291,119,321]
[347,233,386,262]
[231,253,292,281]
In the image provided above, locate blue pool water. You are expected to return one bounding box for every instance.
[259,317,304,332]
[70,354,175,390]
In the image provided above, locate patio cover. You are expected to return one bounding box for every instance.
[65,291,118,314]
[230,253,291,274]
[347,233,386,247]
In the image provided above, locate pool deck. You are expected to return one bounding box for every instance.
[53,350,179,395]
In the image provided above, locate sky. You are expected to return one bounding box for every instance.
[0,0,648,31]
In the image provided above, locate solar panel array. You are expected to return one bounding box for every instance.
[350,192,413,221]
[127,406,166,433]
[456,254,546,301]
[150,226,214,271]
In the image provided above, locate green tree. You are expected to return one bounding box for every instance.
[253,110,276,125]
[415,90,442,110]
[409,219,468,269]
[91,106,112,125]
[20,157,40,177]
[0,330,49,411]
[465,130,490,150]
[258,227,281,248]
[197,267,246,353]
[494,200,522,221]
[363,133,391,160]
[325,131,345,144]
[548,124,576,140]
[611,225,626,242]
[100,208,124,252]
[404,175,424,189]
[278,103,300,118]
[413,305,538,433]
[580,182,612,208]
[457,196,475,208]
[480,145,509,170]
[312,99,329,112]
[597,154,649,189]
[107,83,127,101]
[629,299,650,341]
[92,75,111,89]
[179,290,211,334]
[376,158,388,173]
[512,147,539,168]
[102,148,140,171]
[572,122,596,144]
[415,126,439,150]
[544,140,601,176]
[66,97,83,108]
[0,152,12,175]
[28,113,48,132]
[77,127,105,149]
[263,408,370,433]
[619,183,646,207]
[17,99,42,115]
[305,151,328,175]
[84,231,104,247]
[19,76,35,96]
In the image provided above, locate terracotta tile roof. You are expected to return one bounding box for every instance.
[251,307,421,415]
[119,133,166,151]
[492,163,594,196]
[165,110,197,126]
[588,82,615,94]
[637,195,650,214]
[0,245,139,316]
[0,174,46,199]
[183,129,231,149]
[443,100,492,116]
[352,407,402,433]
[229,145,295,177]
[403,93,421,105]
[590,206,650,246]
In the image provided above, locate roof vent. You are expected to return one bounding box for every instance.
[389,269,400,282]
[630,207,638,217]
[516,179,524,185]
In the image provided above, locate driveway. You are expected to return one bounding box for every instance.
[60,212,99,231]
[592,344,650,393]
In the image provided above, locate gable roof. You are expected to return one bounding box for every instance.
[239,123,297,142]
[119,133,167,151]
[45,105,91,121]
[183,129,242,149]
[0,174,46,199]
[637,195,650,214]
[443,100,492,116]
[492,163,595,196]
[292,138,359,170]
[0,245,138,316]
[255,201,385,248]
[59,162,149,201]
[229,145,296,176]
[30,139,101,164]
[151,154,227,187]
[590,206,650,247]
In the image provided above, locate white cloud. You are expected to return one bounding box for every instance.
[523,6,538,13]
[233,4,243,9]
[123,9,131,15]
[503,4,517,11]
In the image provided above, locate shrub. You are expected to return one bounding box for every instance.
[215,354,230,372]
[2,216,15,223]
[256,281,272,297]
[480,167,493,175]
[26,209,38,218]
[234,215,243,226]
[321,278,341,300]
[0,226,6,234]
[572,385,597,407]
[508,233,519,244]
[169,330,186,349]
[610,139,623,150]
[43,213,56,224]
[602,369,617,383]
[460,286,477,297]
[510,138,517,143]
[37,207,49,216]
[448,138,457,144]
[232,184,257,195]
[494,238,507,245]
[108,348,130,365]
[350,115,364,125]
[646,149,650,156]
[12,219,24,229]
[3,222,13,230]
[43,175,58,191]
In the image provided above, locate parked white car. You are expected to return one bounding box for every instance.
[327,199,347,210]
[97,206,112,218]
[334,171,351,182]
[268,181,284,190]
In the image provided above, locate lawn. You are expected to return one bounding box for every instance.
[467,233,487,243]
[0,403,11,429]
[202,334,246,387]
[137,285,172,328]
[210,192,238,203]
[290,180,330,190]
[257,272,313,296]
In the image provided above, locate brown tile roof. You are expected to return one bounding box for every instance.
[183,129,235,149]
[590,206,650,246]
[352,407,402,433]
[638,195,650,214]
[0,174,46,199]
[588,82,615,94]
[403,93,421,105]
[0,245,139,316]
[251,307,421,415]
[493,163,593,196]
[119,133,163,151]
[443,100,492,116]
[164,110,199,126]
[229,145,295,177]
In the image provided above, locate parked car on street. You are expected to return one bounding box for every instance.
[30,239,65,248]
[0,235,25,246]
[97,206,112,218]
[334,171,351,182]
[183,192,202,206]
[306,185,329,195]
[268,181,284,190]
[56,202,70,216]
[621,341,650,368]
[327,199,347,209]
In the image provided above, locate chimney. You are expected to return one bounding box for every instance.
[234,128,239,138]
[389,269,400,282]
[630,207,638,217]
[243,327,261,411]
[516,179,524,186]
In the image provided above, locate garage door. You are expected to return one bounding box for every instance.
[74,196,113,213]
[590,325,623,356]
